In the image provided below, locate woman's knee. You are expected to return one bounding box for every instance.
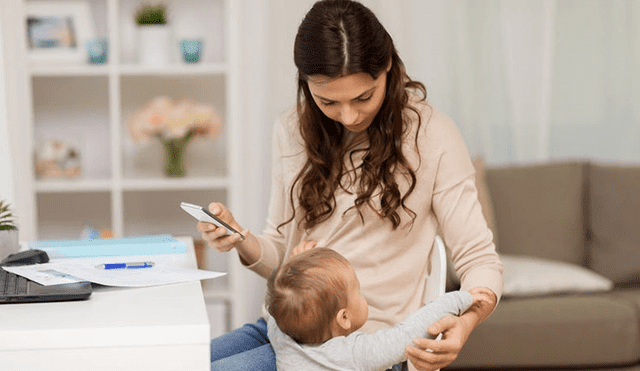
[210,318,269,362]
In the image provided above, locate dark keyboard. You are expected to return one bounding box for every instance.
[0,268,29,295]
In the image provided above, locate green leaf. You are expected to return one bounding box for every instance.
[0,199,17,229]
[135,3,168,25]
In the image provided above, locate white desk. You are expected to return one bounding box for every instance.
[0,237,210,371]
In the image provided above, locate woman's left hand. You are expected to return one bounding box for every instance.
[405,287,497,371]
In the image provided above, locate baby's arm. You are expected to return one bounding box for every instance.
[352,290,474,371]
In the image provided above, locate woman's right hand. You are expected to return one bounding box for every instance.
[197,202,246,253]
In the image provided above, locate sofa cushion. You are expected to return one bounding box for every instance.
[485,161,587,266]
[588,163,640,285]
[450,292,640,368]
[611,288,640,315]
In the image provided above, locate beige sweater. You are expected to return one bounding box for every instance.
[248,98,503,333]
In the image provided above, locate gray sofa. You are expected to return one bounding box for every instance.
[445,161,640,370]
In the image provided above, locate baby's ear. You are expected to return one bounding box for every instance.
[335,308,351,331]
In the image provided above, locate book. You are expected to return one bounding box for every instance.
[27,234,186,258]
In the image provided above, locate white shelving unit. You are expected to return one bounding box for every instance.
[5,0,246,334]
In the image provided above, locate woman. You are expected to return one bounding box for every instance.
[199,1,503,370]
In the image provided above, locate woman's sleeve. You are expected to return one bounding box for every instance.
[430,117,503,301]
[244,115,289,279]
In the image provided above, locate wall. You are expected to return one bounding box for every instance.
[239,0,272,326]
[0,9,15,207]
[267,0,640,165]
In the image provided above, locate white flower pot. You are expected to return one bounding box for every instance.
[137,25,171,65]
[0,228,19,261]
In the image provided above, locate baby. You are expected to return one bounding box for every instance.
[265,248,479,371]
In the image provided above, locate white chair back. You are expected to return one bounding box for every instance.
[410,235,448,371]
[424,235,447,303]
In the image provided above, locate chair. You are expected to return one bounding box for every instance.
[413,235,448,371]
[424,235,447,304]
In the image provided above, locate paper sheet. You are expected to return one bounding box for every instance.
[2,266,85,286]
[4,254,226,287]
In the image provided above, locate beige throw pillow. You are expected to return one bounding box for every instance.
[501,254,613,297]
[588,163,640,285]
[485,161,587,266]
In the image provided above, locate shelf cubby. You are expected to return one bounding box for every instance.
[11,0,245,332]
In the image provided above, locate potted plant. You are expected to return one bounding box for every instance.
[135,3,171,65]
[0,199,19,260]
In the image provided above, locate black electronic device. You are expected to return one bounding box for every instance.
[0,249,49,266]
[0,250,92,304]
[180,202,245,240]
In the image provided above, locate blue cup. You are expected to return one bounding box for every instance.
[86,39,108,64]
[180,38,203,63]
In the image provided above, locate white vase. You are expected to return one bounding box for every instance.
[137,25,171,65]
[0,228,19,261]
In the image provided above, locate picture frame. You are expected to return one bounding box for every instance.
[25,1,95,65]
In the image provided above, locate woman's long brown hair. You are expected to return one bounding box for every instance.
[280,0,427,232]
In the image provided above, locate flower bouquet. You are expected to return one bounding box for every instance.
[128,96,223,177]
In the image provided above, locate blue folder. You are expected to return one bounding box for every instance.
[27,234,186,258]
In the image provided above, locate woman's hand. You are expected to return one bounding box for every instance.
[197,202,247,252]
[405,314,474,371]
[405,287,497,371]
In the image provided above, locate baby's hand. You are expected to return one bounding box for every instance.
[469,287,496,307]
[291,240,317,257]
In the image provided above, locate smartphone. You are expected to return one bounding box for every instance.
[180,202,245,241]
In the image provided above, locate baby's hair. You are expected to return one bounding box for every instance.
[266,248,351,344]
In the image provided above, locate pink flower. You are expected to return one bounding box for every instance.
[128,96,223,143]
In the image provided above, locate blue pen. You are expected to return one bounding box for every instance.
[96,262,155,270]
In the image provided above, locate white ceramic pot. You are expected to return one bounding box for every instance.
[0,228,19,261]
[137,25,171,65]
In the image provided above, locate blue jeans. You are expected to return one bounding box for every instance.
[210,318,407,371]
[210,318,275,371]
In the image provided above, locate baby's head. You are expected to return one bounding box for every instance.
[266,248,368,344]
